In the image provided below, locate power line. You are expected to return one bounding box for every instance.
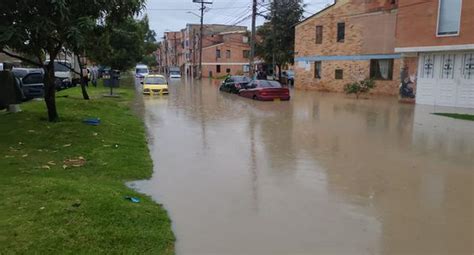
[146,6,248,11]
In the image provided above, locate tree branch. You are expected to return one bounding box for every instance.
[1,49,43,67]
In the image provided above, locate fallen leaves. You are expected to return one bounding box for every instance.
[63,156,86,168]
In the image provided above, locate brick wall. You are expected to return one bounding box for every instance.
[396,0,474,48]
[294,0,400,95]
[295,59,401,95]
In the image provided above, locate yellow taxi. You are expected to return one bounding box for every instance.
[142,74,169,95]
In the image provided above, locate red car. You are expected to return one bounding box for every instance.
[239,80,290,101]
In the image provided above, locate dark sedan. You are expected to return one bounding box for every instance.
[219,76,251,94]
[239,80,290,101]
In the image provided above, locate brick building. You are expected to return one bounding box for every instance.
[159,31,184,73]
[294,0,400,95]
[200,30,251,77]
[180,24,249,77]
[395,0,474,108]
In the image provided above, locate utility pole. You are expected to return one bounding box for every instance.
[174,33,178,67]
[272,0,276,80]
[193,0,212,79]
[192,29,196,78]
[164,37,169,76]
[250,0,257,79]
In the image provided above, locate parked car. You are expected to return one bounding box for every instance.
[280,70,294,86]
[239,80,290,101]
[19,72,45,99]
[219,76,251,94]
[142,74,168,95]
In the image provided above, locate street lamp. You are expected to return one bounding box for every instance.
[186,11,200,18]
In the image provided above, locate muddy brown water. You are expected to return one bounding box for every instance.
[129,78,474,255]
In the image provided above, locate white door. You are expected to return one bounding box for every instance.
[435,53,457,107]
[457,52,474,108]
[416,51,474,108]
[416,54,437,105]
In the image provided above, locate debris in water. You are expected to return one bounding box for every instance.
[124,196,140,203]
[83,118,101,126]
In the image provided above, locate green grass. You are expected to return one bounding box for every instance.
[433,113,474,121]
[0,78,175,254]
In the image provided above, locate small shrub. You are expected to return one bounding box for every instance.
[344,78,375,99]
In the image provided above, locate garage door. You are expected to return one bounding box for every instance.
[416,52,474,108]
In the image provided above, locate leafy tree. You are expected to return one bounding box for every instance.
[0,0,145,121]
[344,78,376,99]
[256,0,304,80]
[87,17,153,72]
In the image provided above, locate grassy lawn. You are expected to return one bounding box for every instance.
[433,113,474,121]
[0,78,175,254]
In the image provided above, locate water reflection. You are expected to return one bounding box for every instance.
[131,78,474,255]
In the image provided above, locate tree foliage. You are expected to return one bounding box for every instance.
[0,0,145,121]
[256,0,304,77]
[85,15,157,71]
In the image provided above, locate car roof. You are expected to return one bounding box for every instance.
[145,74,165,78]
[136,65,148,68]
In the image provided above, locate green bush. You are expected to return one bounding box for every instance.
[344,78,375,99]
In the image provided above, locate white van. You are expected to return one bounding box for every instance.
[169,67,181,79]
[135,64,149,79]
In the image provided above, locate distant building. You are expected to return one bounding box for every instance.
[180,24,249,77]
[200,30,251,77]
[395,0,474,108]
[294,0,400,95]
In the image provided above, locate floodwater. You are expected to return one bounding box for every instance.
[130,78,474,255]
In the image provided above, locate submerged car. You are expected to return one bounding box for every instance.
[239,80,290,101]
[142,74,168,95]
[219,76,251,94]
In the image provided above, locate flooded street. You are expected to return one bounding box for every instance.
[131,78,474,255]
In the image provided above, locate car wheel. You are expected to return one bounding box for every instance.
[252,95,257,100]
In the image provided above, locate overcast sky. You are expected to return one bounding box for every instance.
[143,0,334,39]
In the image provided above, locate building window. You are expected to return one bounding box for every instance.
[335,69,343,79]
[337,22,345,42]
[243,50,250,58]
[315,26,323,44]
[437,0,462,36]
[370,59,394,80]
[226,68,231,73]
[216,65,221,73]
[216,49,221,58]
[314,61,321,78]
[226,50,231,58]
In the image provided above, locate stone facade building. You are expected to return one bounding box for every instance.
[395,0,474,108]
[294,0,400,95]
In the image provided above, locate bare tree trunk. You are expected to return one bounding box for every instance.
[76,55,89,100]
[44,62,60,122]
[277,64,282,82]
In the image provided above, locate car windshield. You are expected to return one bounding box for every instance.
[136,68,148,74]
[145,77,166,84]
[170,71,180,75]
[12,69,29,78]
[54,62,71,72]
[257,80,281,88]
